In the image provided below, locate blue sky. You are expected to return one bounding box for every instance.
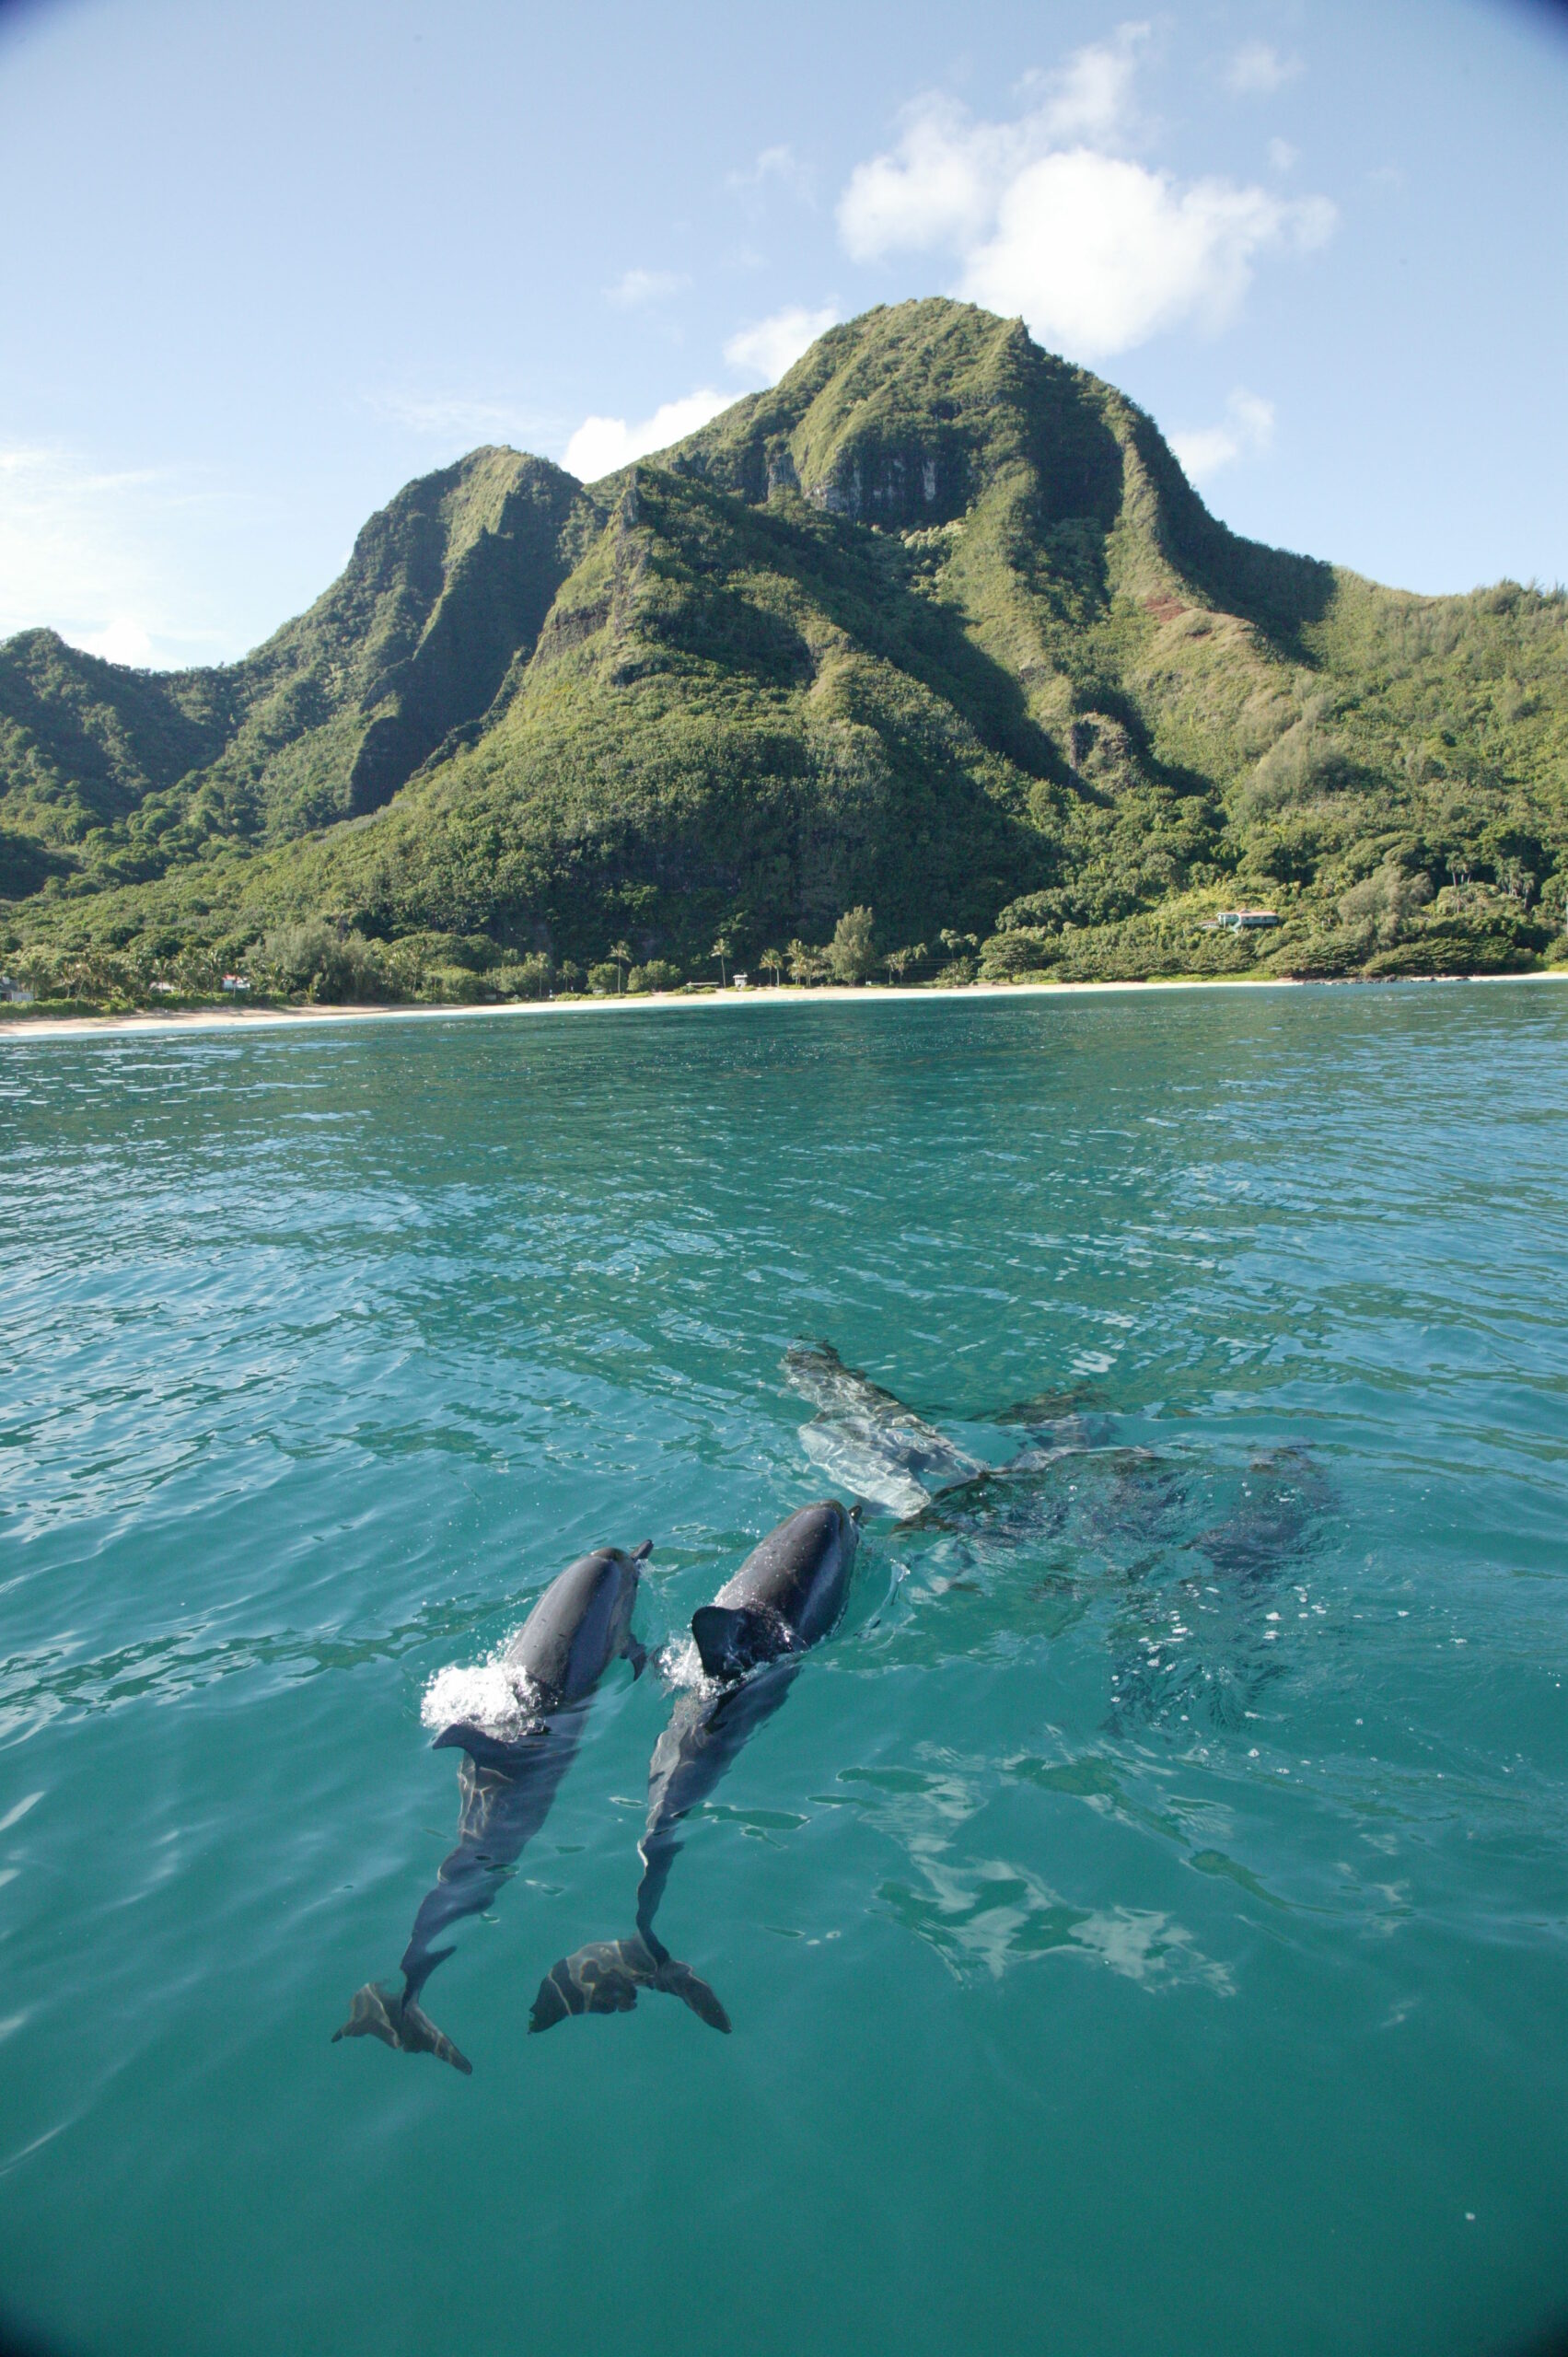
[1,0,1564,667]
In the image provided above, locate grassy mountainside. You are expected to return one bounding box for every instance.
[0,447,586,875]
[3,300,1564,1005]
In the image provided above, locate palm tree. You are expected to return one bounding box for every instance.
[884,947,909,985]
[787,938,830,986]
[609,940,633,995]
[711,933,734,987]
[760,947,785,987]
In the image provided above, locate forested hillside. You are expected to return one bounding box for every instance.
[3,299,1564,1007]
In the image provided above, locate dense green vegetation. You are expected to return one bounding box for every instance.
[3,299,1564,1011]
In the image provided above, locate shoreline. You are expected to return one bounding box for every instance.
[2,968,1563,1043]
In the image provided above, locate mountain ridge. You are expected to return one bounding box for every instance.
[3,298,1563,1000]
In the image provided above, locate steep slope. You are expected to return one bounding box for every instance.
[0,446,590,894]
[190,446,591,843]
[0,631,240,883]
[3,300,1564,995]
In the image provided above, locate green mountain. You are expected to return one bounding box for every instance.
[4,298,1564,1002]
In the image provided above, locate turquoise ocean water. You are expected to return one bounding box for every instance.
[1,984,1565,2357]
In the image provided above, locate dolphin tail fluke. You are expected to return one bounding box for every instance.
[528,1935,730,2035]
[331,1980,473,2074]
[650,1949,731,2032]
[528,1941,643,2029]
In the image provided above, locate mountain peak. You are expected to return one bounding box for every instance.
[3,300,1563,996]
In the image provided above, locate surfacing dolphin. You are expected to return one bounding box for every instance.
[333,1540,650,2074]
[529,1500,860,2037]
[784,1342,987,1516]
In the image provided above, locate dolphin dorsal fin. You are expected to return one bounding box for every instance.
[691,1604,778,1681]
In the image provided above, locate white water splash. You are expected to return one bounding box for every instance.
[657,1634,713,1693]
[420,1649,543,1742]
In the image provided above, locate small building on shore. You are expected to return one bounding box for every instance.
[1202,910,1281,932]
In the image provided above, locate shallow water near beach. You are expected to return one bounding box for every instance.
[2,982,1565,2357]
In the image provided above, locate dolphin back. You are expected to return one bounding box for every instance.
[504,1541,651,1703]
[711,1500,858,1655]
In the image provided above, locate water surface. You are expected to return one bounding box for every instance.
[2,984,1565,2357]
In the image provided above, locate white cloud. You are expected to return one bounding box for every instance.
[371,392,558,447]
[1268,137,1298,174]
[0,445,228,668]
[961,153,1328,357]
[1170,387,1276,482]
[563,389,731,481]
[727,144,812,200]
[724,305,839,382]
[607,268,689,308]
[840,97,1028,261]
[75,616,156,665]
[562,307,836,487]
[839,27,1147,261]
[837,31,1336,364]
[1017,21,1150,144]
[1225,41,1301,97]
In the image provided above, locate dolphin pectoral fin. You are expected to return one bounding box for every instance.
[625,1635,649,1679]
[333,1981,473,2074]
[633,1538,654,1562]
[691,1604,778,1682]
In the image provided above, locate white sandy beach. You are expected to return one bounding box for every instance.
[1,969,1562,1044]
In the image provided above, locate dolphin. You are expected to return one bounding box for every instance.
[784,1342,987,1516]
[333,1540,651,2073]
[530,1500,860,2037]
[1104,1447,1335,1733]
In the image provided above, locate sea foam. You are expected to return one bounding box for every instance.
[420,1650,542,1741]
[658,1633,714,1693]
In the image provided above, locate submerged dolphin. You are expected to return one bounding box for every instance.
[333,1540,650,2073]
[784,1342,986,1516]
[530,1500,860,2037]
